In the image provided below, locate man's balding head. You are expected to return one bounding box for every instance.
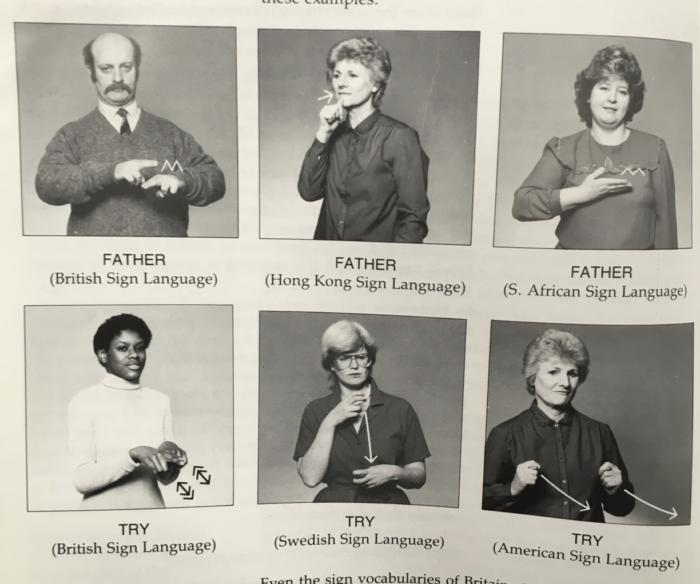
[83,33,141,107]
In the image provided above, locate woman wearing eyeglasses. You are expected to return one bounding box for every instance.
[294,320,430,504]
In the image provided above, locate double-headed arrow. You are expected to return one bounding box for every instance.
[192,466,211,485]
[176,482,195,500]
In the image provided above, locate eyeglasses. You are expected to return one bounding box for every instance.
[335,353,371,370]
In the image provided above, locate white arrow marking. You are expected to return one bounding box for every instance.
[363,412,377,463]
[541,475,591,512]
[624,490,677,520]
[317,90,334,104]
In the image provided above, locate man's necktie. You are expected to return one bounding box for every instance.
[116,108,131,135]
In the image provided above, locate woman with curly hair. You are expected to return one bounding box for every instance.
[298,38,430,243]
[68,314,187,510]
[512,46,677,249]
[482,329,635,522]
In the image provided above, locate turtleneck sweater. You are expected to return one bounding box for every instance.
[68,373,174,510]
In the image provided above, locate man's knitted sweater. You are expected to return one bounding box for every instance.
[36,109,225,236]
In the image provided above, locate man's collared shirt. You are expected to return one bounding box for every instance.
[483,401,635,522]
[98,100,141,134]
[294,380,430,488]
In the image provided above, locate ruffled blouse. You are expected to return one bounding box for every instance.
[513,129,677,249]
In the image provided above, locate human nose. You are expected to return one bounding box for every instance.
[556,372,570,387]
[348,356,360,369]
[113,68,123,82]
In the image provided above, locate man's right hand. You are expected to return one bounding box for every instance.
[114,160,159,185]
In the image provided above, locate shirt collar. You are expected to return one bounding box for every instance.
[97,99,141,132]
[102,372,141,390]
[529,400,573,426]
[346,109,382,135]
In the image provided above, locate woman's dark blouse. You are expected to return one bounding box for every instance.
[294,381,430,494]
[298,110,430,243]
[513,129,677,249]
[483,402,635,522]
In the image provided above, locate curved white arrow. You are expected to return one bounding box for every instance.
[364,412,377,463]
[541,475,591,512]
[624,490,677,520]
[317,90,334,104]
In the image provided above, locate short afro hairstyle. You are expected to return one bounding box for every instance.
[521,329,590,395]
[93,313,152,357]
[575,45,645,128]
[327,37,392,107]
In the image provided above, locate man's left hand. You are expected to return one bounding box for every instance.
[353,465,399,488]
[142,174,185,198]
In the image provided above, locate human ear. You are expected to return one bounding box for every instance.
[97,349,107,364]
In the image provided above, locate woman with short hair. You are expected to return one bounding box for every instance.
[482,329,635,522]
[513,45,677,249]
[294,320,430,503]
[68,314,187,510]
[298,38,430,243]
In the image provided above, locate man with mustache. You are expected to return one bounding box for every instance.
[35,32,225,236]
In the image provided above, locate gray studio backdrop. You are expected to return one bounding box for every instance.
[16,23,238,237]
[494,34,692,249]
[486,321,693,526]
[258,312,466,507]
[259,30,479,245]
[25,305,234,511]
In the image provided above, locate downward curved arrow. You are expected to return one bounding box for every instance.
[624,490,677,520]
[541,475,591,512]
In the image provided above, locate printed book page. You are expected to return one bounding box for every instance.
[0,0,697,583]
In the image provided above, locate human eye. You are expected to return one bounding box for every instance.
[116,344,128,352]
[568,369,579,378]
[337,355,350,364]
[333,71,340,79]
[99,66,111,73]
[122,63,133,72]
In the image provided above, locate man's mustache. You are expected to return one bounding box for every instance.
[105,82,133,93]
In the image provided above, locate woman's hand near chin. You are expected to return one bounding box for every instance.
[316,98,346,143]
[324,391,365,428]
[560,167,632,211]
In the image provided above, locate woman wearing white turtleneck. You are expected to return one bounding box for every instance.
[68,314,187,510]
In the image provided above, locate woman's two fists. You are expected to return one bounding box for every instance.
[509,459,623,496]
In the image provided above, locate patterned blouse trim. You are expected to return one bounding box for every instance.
[551,129,662,174]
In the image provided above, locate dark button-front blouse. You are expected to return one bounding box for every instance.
[483,401,635,522]
[298,110,430,243]
[512,129,677,249]
[294,380,431,489]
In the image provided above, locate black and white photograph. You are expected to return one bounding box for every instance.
[259,30,479,245]
[258,312,466,507]
[493,34,692,250]
[25,305,234,511]
[482,321,693,525]
[16,23,238,237]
